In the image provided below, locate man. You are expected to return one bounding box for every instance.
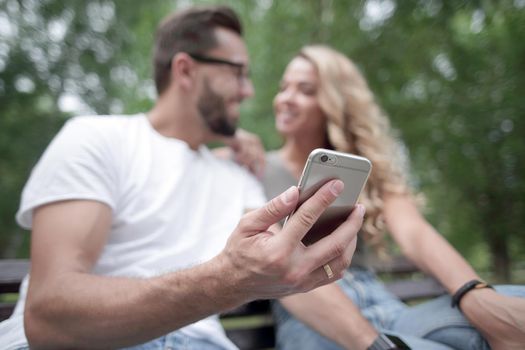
[0,5,364,349]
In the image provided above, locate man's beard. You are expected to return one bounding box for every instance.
[197,80,237,137]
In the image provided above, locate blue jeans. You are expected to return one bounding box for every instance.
[273,267,525,350]
[121,330,230,350]
[13,332,228,350]
[13,332,229,350]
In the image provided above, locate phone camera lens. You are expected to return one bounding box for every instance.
[320,154,329,162]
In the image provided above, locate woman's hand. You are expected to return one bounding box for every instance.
[214,129,266,178]
[461,288,525,350]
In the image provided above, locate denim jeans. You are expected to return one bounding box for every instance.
[121,330,231,350]
[273,267,525,350]
[13,332,228,350]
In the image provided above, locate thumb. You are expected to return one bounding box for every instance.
[242,186,299,232]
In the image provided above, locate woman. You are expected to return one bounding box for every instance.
[259,45,525,350]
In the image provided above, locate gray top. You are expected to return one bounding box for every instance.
[262,151,370,268]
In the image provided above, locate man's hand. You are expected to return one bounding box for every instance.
[217,179,364,300]
[23,180,362,349]
[461,288,525,350]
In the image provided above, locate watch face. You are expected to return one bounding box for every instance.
[385,334,411,349]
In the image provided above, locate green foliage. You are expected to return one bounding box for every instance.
[0,0,171,256]
[1,0,524,280]
[364,1,525,280]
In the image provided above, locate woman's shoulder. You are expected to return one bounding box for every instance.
[262,150,297,198]
[265,150,281,163]
[264,150,287,176]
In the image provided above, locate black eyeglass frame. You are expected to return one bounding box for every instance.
[167,53,248,80]
[167,53,245,69]
[187,53,245,70]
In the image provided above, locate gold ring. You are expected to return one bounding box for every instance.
[323,264,334,279]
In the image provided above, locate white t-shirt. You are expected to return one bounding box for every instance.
[0,114,266,349]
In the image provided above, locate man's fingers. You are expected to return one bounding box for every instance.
[291,238,357,293]
[320,236,357,278]
[298,231,359,292]
[240,186,299,232]
[282,180,344,243]
[303,204,364,273]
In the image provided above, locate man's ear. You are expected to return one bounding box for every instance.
[170,53,196,90]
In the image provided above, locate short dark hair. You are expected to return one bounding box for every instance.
[153,5,243,95]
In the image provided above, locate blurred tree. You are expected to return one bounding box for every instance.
[0,0,170,256]
[351,0,525,282]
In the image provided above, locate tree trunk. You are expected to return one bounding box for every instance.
[487,234,511,283]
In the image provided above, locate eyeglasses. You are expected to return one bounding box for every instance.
[168,53,250,83]
[189,53,244,70]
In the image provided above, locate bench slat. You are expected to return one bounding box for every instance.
[222,300,271,318]
[0,260,29,294]
[375,255,423,274]
[225,325,275,350]
[0,303,17,322]
[384,278,446,301]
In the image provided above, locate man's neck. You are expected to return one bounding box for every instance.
[147,94,209,150]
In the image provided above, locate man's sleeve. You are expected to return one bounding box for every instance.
[16,117,118,229]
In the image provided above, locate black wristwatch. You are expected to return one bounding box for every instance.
[367,333,411,350]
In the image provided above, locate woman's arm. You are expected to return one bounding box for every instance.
[383,193,525,350]
[212,129,266,178]
[382,194,478,293]
[280,283,378,350]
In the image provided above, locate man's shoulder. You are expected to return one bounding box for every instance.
[202,150,266,205]
[204,149,260,182]
[58,114,146,144]
[66,114,145,130]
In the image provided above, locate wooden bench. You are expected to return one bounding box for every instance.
[0,257,445,349]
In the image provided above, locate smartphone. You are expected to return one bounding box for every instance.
[284,149,372,246]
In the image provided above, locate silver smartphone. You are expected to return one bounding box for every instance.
[284,148,372,246]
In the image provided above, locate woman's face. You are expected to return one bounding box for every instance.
[273,56,326,138]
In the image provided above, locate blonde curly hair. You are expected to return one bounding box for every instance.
[299,45,409,250]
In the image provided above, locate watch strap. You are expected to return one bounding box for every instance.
[368,333,411,350]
